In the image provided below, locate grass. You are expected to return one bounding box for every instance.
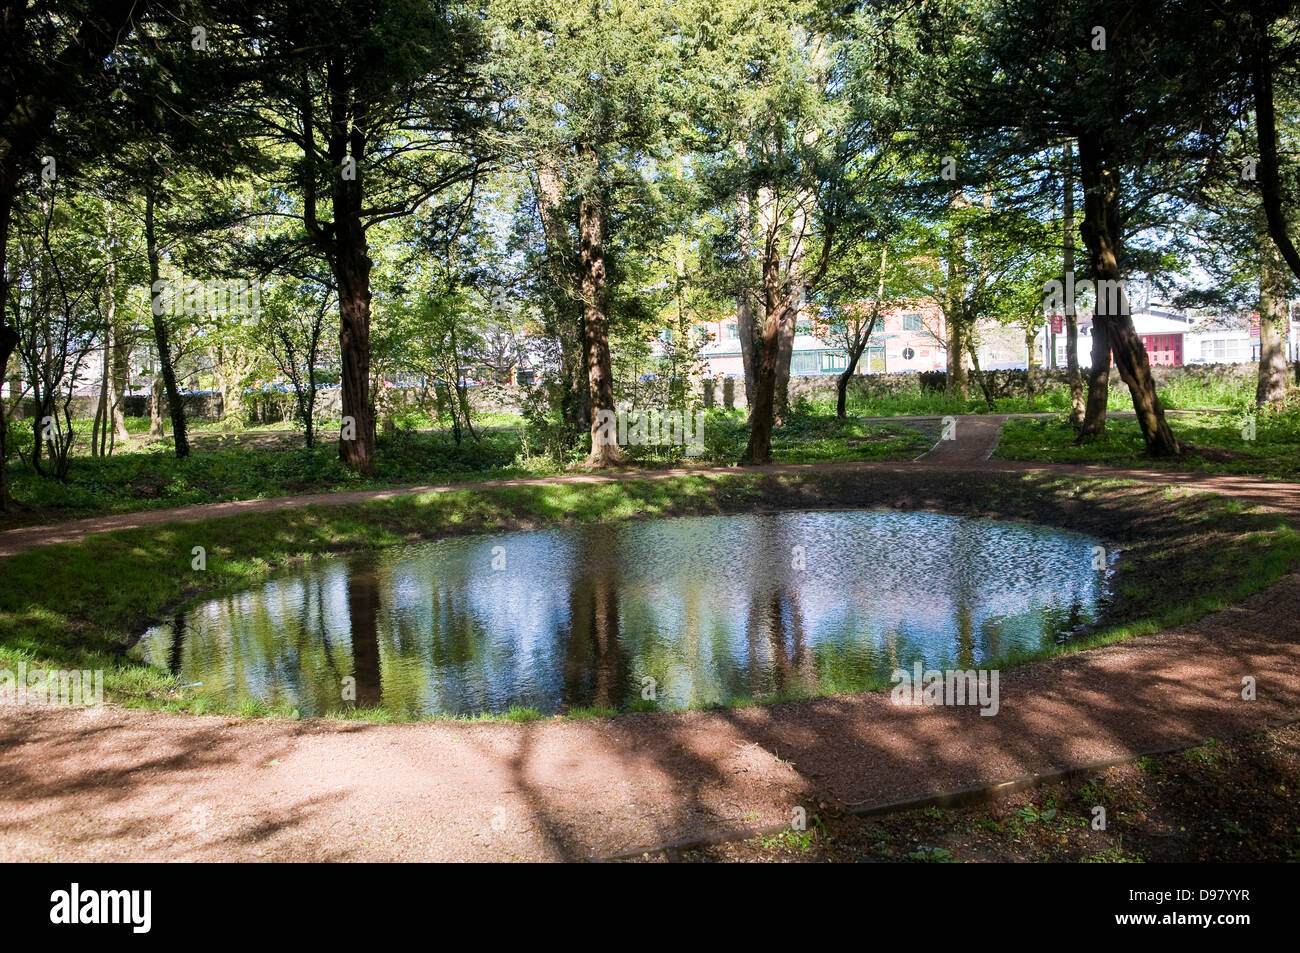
[995,408,1300,478]
[2,409,935,524]
[832,370,1258,418]
[2,424,551,522]
[2,467,1298,722]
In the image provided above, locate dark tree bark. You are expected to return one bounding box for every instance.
[334,224,375,474]
[1076,130,1178,455]
[149,373,164,438]
[0,187,15,510]
[1258,234,1290,406]
[1251,24,1300,284]
[735,179,759,418]
[296,65,378,475]
[1078,316,1111,439]
[1063,139,1084,427]
[742,211,833,464]
[742,277,800,464]
[144,186,190,459]
[578,142,620,467]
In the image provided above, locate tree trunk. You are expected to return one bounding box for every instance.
[578,144,621,467]
[304,375,317,448]
[1078,318,1110,439]
[149,374,165,438]
[836,348,861,418]
[1064,141,1084,427]
[1251,25,1300,284]
[1076,131,1178,455]
[536,162,590,436]
[145,187,190,459]
[743,310,781,465]
[945,198,969,400]
[336,244,375,475]
[0,179,15,509]
[773,293,797,423]
[0,323,15,510]
[1024,324,1036,402]
[742,271,796,464]
[735,170,759,418]
[839,252,886,418]
[104,205,129,446]
[110,331,130,442]
[1257,233,1289,407]
[92,322,110,456]
[774,197,810,422]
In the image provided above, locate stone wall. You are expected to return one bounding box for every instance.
[700,362,1264,410]
[8,362,1264,423]
[120,392,224,420]
[8,392,225,421]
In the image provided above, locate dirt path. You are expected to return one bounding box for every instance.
[3,419,1300,860]
[913,414,1007,462]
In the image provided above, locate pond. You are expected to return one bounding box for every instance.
[134,510,1114,718]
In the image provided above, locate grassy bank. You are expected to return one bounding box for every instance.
[829,369,1258,419]
[1,413,930,526]
[2,468,1297,721]
[996,411,1300,478]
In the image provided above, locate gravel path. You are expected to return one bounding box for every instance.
[913,414,1007,462]
[2,419,1299,861]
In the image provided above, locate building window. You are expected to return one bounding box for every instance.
[821,352,848,371]
[1196,335,1248,361]
[902,313,923,332]
[796,320,813,336]
[725,322,739,340]
[1201,338,1248,362]
[791,353,818,375]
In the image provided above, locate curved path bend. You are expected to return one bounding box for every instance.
[2,416,1299,861]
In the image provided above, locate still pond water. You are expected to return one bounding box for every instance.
[135,510,1112,717]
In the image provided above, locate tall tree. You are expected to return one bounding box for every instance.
[237,0,488,474]
[937,0,1236,454]
[702,0,917,463]
[0,0,143,505]
[1061,138,1084,426]
[486,0,682,465]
